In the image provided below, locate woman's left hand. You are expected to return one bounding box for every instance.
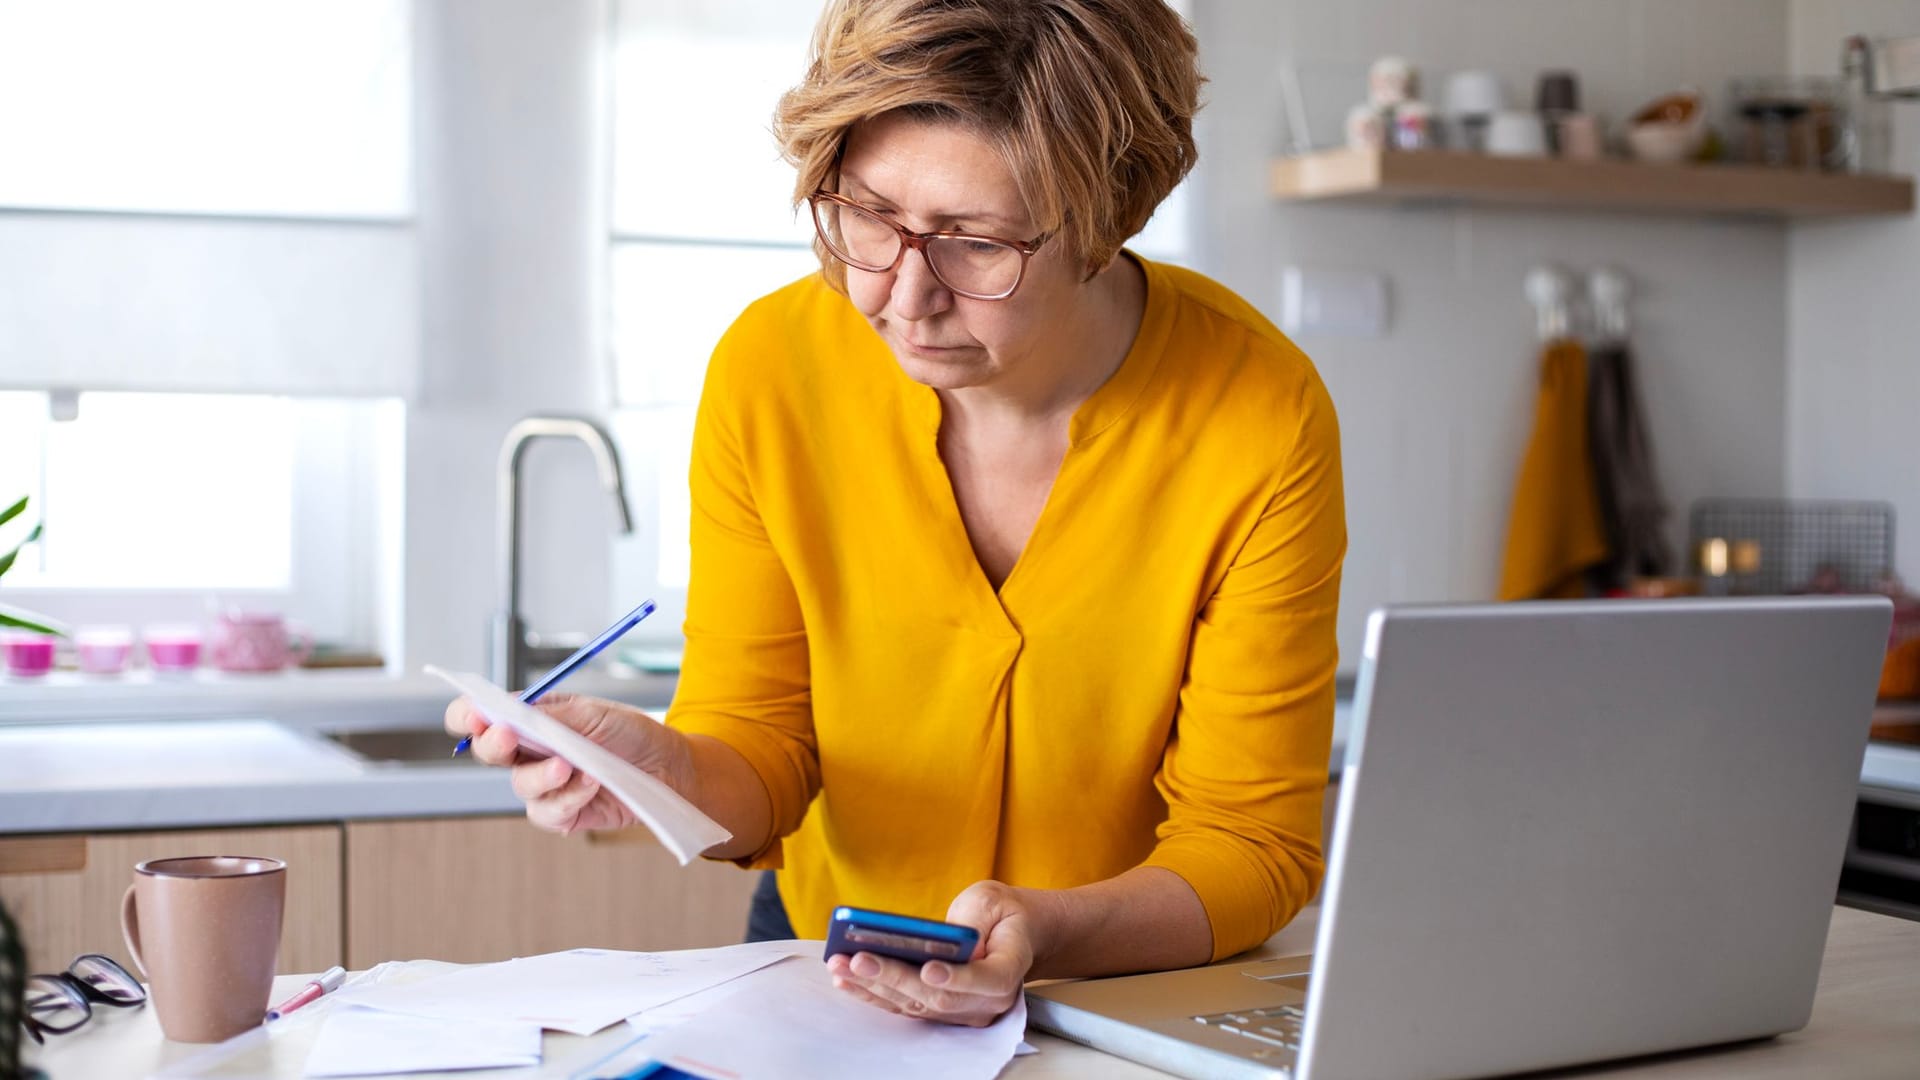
[826,880,1036,1027]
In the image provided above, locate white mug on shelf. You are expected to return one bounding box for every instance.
[1486,111,1548,157]
[1445,70,1505,152]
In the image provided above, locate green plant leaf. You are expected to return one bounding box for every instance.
[0,523,43,580]
[0,603,65,637]
[0,496,24,530]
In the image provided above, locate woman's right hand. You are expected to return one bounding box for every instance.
[442,692,695,836]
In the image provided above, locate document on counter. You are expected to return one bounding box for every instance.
[302,1007,541,1077]
[425,666,731,864]
[624,955,1028,1080]
[335,943,799,1036]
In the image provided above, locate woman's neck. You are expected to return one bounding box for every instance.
[939,255,1147,432]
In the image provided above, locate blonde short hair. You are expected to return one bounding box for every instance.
[774,0,1202,289]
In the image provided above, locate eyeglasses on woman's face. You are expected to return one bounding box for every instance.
[808,191,1052,302]
[21,953,145,1044]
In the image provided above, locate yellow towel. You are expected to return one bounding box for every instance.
[1499,339,1609,600]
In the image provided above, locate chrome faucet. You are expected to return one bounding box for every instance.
[490,415,635,690]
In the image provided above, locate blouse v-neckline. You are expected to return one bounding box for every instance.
[895,255,1175,624]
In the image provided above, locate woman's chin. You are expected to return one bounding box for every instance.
[892,347,991,390]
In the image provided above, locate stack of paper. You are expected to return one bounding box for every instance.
[335,944,800,1036]
[625,955,1029,1080]
[303,1008,541,1077]
[295,944,800,1077]
[160,942,1028,1079]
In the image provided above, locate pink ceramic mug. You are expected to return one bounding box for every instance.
[120,855,286,1043]
[1,632,56,678]
[208,611,312,673]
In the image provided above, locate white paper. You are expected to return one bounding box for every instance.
[426,666,731,864]
[155,965,404,1079]
[631,956,1028,1080]
[302,1006,542,1077]
[336,944,797,1037]
[625,940,819,1035]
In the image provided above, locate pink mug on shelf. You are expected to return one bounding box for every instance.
[1,632,57,678]
[207,611,312,673]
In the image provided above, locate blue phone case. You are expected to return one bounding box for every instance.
[823,906,980,966]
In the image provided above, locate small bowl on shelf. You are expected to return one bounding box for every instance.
[1627,122,1705,164]
[1627,89,1706,164]
[1,631,57,679]
[75,626,134,675]
[143,625,203,673]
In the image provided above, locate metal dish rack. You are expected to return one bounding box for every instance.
[1687,498,1895,595]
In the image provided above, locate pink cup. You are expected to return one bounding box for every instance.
[76,627,135,675]
[144,626,203,673]
[2,633,57,678]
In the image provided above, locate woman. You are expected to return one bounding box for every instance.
[446,0,1344,1027]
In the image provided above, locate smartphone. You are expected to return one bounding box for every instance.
[823,906,980,966]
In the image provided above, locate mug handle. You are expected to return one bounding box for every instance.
[120,885,149,979]
[287,623,314,667]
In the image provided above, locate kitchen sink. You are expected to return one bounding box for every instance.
[322,728,482,766]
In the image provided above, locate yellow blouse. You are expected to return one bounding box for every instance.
[666,256,1346,961]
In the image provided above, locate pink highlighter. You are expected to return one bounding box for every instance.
[266,965,346,1021]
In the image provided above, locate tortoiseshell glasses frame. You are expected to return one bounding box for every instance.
[807,190,1053,301]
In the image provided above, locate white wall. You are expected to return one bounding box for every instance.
[402,0,619,673]
[1191,0,1795,658]
[1787,1,1920,585]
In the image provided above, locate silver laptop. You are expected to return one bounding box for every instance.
[1028,597,1892,1080]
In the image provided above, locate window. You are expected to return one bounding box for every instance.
[606,1,1194,644]
[0,0,411,219]
[0,393,399,649]
[608,2,822,640]
[0,0,415,656]
[0,394,293,590]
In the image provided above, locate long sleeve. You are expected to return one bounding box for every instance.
[664,318,820,868]
[1143,374,1346,960]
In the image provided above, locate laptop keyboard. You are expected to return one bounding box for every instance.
[1193,1003,1305,1052]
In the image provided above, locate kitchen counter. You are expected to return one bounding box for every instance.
[0,719,527,833]
[0,703,1353,836]
[11,695,1919,837]
[26,906,1920,1079]
[0,666,688,833]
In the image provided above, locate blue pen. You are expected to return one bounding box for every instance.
[452,599,657,756]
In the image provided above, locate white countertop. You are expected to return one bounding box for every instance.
[0,718,526,833]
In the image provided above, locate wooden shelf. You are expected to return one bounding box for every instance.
[1270,148,1915,220]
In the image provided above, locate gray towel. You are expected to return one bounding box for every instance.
[1586,343,1673,590]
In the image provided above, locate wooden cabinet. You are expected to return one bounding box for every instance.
[0,825,343,976]
[0,816,756,977]
[342,816,758,968]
